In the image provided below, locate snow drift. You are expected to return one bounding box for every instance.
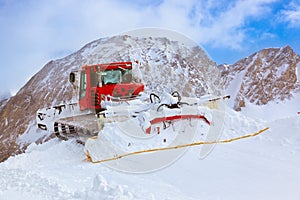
[1,106,299,200]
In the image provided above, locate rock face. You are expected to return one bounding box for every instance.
[0,35,220,162]
[220,46,300,111]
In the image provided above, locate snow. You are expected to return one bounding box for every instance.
[1,103,300,199]
[275,63,289,77]
[226,70,247,108]
[297,62,300,83]
[18,122,44,145]
[226,54,257,108]
[241,91,300,121]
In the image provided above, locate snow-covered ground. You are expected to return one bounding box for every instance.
[1,104,300,200]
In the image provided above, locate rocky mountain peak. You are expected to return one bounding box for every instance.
[220,46,300,111]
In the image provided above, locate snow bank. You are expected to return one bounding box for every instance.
[0,140,132,200]
[0,107,299,200]
[17,121,52,147]
[0,139,193,200]
[240,91,300,121]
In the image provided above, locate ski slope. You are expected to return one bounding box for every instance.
[0,107,300,200]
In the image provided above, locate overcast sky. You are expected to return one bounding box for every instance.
[1,0,300,94]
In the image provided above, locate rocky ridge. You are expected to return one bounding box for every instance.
[219,46,300,111]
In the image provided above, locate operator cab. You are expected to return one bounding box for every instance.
[74,62,144,111]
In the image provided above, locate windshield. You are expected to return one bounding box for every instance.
[102,68,132,85]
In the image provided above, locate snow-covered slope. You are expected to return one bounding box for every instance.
[241,91,300,121]
[1,106,299,200]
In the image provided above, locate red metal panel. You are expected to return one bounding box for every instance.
[145,114,211,134]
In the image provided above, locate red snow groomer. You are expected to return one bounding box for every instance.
[36,61,144,140]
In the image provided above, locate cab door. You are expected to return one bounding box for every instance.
[79,70,89,110]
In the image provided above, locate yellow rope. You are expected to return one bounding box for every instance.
[87,127,269,164]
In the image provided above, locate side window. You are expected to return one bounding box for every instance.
[79,72,87,99]
[122,69,132,83]
[90,71,98,87]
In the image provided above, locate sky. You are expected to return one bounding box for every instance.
[0,0,300,95]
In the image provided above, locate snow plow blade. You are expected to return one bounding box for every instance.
[83,92,231,172]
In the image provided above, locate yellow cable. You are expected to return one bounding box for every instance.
[87,127,269,164]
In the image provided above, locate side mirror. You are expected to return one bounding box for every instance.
[69,72,76,83]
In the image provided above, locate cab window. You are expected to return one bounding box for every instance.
[79,71,87,99]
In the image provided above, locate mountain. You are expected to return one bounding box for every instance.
[219,46,300,111]
[1,34,299,163]
[0,35,220,162]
